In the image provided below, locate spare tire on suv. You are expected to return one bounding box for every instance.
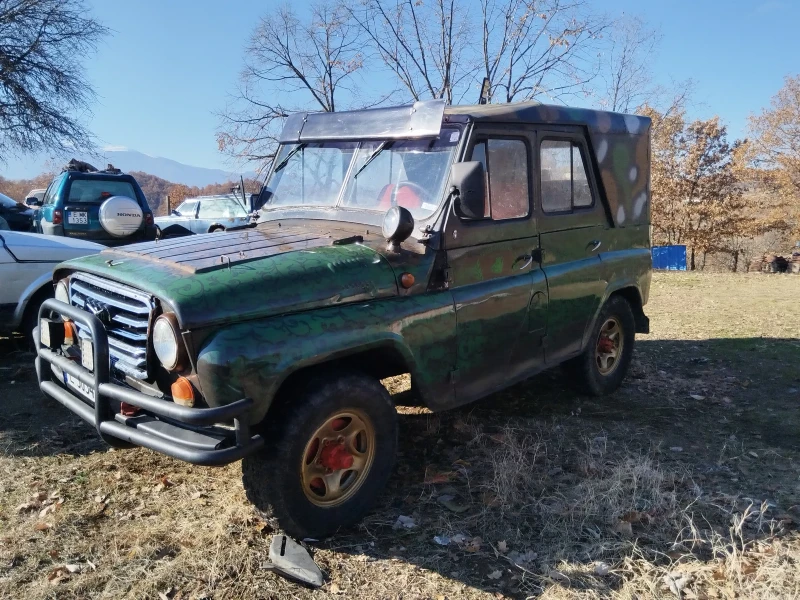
[99,196,144,237]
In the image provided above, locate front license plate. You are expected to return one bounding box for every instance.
[67,211,88,224]
[66,373,95,402]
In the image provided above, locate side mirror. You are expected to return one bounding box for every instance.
[26,197,41,207]
[171,209,179,216]
[450,161,486,220]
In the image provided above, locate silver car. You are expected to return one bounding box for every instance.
[155,194,252,237]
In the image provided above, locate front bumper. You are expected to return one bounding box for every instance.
[36,299,264,466]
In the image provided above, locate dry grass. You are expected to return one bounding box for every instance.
[1,271,799,599]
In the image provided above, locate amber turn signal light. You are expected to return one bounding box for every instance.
[171,376,195,407]
[400,272,415,289]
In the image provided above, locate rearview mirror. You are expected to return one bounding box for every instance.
[450,161,486,220]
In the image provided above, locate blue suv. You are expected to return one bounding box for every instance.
[34,160,157,246]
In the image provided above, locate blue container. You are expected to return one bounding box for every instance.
[651,245,687,270]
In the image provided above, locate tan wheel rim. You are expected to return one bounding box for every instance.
[300,410,376,508]
[596,317,624,376]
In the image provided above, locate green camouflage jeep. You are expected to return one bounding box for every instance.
[36,100,652,538]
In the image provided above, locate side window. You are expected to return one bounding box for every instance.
[176,201,198,216]
[43,175,64,206]
[540,139,594,212]
[469,138,530,220]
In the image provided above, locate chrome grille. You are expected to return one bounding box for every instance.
[69,272,154,380]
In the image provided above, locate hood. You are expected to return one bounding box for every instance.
[55,222,399,328]
[0,231,104,262]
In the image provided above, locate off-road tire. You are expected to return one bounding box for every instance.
[567,295,636,396]
[242,371,398,539]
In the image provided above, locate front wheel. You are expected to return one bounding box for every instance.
[567,295,636,396]
[242,371,398,539]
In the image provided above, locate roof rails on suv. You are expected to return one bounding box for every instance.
[62,158,122,175]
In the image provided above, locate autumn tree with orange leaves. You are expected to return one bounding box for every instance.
[745,75,800,237]
[642,106,752,270]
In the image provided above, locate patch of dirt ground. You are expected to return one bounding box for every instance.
[1,272,799,599]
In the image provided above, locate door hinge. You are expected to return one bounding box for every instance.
[443,267,452,289]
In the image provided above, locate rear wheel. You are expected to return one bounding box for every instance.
[567,295,635,396]
[242,371,397,539]
[209,226,225,233]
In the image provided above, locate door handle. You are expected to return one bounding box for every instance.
[513,254,533,270]
[587,240,602,252]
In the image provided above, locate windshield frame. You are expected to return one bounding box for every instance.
[258,123,467,230]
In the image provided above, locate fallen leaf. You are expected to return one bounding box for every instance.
[94,495,107,504]
[64,564,81,574]
[497,540,508,554]
[438,495,469,513]
[670,446,683,452]
[613,521,633,538]
[48,550,59,559]
[329,581,342,594]
[595,562,611,576]
[16,502,38,512]
[190,491,205,500]
[433,535,450,546]
[423,470,454,485]
[34,522,51,531]
[464,536,482,552]
[393,515,416,530]
[160,476,174,487]
[487,569,502,580]
[620,510,649,524]
[689,394,705,401]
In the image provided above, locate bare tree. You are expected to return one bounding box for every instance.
[0,0,107,161]
[346,0,472,104]
[480,0,609,104]
[598,15,660,112]
[218,3,369,169]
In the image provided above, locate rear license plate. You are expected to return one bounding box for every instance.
[67,211,88,225]
[66,373,95,402]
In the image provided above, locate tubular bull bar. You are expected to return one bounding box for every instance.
[36,299,264,466]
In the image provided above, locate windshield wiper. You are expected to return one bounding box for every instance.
[352,141,394,179]
[273,143,308,173]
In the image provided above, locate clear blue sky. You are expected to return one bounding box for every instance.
[9,0,800,175]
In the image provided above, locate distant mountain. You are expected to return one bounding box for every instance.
[2,149,256,188]
[87,150,255,188]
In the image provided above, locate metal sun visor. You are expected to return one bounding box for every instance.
[279,99,446,143]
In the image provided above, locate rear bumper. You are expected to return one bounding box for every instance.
[36,299,264,466]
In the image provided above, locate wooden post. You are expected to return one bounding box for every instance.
[166,194,171,216]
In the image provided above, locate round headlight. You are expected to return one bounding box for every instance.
[153,313,183,371]
[55,280,69,304]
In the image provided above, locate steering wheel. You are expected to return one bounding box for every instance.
[378,181,427,211]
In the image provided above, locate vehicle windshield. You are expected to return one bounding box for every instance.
[263,128,460,220]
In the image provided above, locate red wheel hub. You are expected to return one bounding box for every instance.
[318,442,354,471]
[597,337,614,353]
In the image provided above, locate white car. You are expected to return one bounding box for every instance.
[0,231,103,342]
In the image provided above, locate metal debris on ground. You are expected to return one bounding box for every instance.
[261,535,324,588]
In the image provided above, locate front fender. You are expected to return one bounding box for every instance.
[195,292,457,424]
[13,269,55,326]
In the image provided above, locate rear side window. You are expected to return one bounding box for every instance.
[540,140,594,212]
[469,138,530,220]
[67,179,137,204]
[175,201,198,216]
[43,174,65,206]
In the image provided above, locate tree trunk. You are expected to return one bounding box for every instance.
[732,250,739,272]
[701,252,707,271]
[690,247,696,271]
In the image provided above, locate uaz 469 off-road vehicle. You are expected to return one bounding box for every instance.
[36,100,651,538]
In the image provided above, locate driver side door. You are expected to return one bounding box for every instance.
[443,126,548,405]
